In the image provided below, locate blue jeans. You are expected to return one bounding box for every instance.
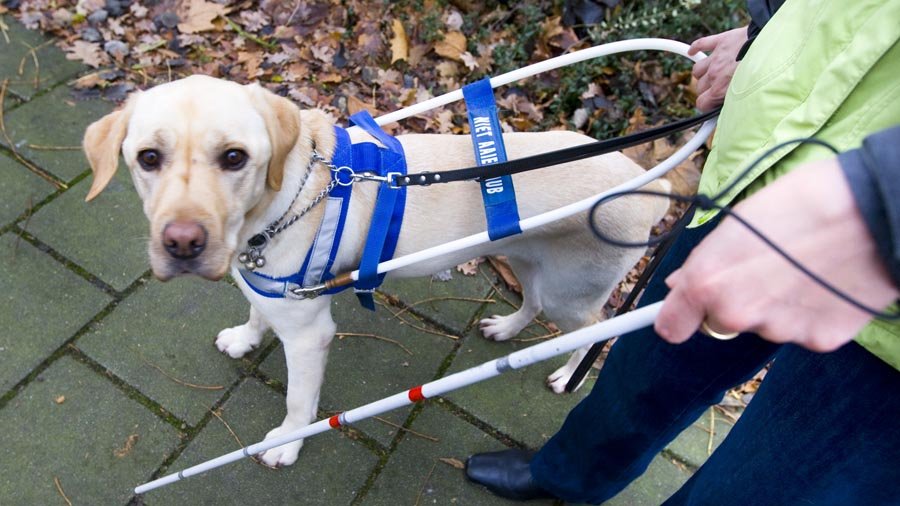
[530,219,900,505]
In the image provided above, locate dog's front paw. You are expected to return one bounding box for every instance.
[215,324,263,358]
[546,363,586,394]
[258,424,304,468]
[479,314,522,342]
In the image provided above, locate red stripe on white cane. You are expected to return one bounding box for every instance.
[408,386,426,402]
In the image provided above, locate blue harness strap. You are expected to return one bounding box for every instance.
[239,126,354,299]
[462,78,522,240]
[238,119,407,307]
[348,111,408,310]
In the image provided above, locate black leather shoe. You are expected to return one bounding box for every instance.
[465,449,556,501]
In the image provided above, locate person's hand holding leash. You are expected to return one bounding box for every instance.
[689,27,748,112]
[655,157,899,351]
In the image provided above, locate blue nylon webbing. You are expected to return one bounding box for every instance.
[239,126,354,298]
[348,111,408,310]
[462,78,522,240]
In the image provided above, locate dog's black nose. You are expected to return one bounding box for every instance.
[162,221,207,260]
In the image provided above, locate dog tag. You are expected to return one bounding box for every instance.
[248,233,268,248]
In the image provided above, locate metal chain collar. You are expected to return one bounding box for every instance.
[238,150,331,271]
[237,150,393,271]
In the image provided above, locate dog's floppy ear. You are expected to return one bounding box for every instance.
[248,84,301,191]
[83,101,133,201]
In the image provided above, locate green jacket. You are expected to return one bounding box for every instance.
[692,0,900,369]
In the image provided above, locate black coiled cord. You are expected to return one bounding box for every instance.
[588,137,900,321]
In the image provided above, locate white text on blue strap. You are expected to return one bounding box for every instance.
[473,116,504,194]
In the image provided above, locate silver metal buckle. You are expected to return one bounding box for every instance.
[287,284,327,300]
[351,171,402,187]
[385,172,402,188]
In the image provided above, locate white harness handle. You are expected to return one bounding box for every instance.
[340,38,715,286]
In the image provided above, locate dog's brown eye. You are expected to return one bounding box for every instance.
[138,149,162,171]
[221,149,248,171]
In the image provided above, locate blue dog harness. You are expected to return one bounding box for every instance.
[238,111,407,310]
[238,82,521,309]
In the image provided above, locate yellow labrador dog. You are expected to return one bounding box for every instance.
[83,75,667,467]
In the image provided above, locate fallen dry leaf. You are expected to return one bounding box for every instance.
[664,149,704,196]
[72,72,106,89]
[177,0,226,34]
[408,43,431,66]
[114,433,139,458]
[434,31,466,61]
[347,95,377,116]
[488,256,521,293]
[456,257,485,276]
[439,457,465,469]
[460,51,478,71]
[390,19,409,64]
[445,10,464,30]
[54,395,66,404]
[541,15,565,40]
[64,41,109,68]
[357,31,383,54]
[237,51,263,79]
[436,60,459,78]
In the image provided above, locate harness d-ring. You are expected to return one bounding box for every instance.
[332,166,356,186]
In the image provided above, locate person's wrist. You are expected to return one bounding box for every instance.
[804,160,863,227]
[735,26,754,60]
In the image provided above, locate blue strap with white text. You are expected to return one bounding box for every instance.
[462,78,522,240]
[348,111,407,310]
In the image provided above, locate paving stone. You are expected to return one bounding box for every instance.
[362,403,551,505]
[77,276,256,426]
[147,378,378,505]
[443,326,595,449]
[0,152,55,226]
[0,233,111,393]
[259,291,457,447]
[0,16,83,102]
[378,264,496,335]
[26,166,147,291]
[0,355,180,505]
[664,408,732,469]
[1,85,114,181]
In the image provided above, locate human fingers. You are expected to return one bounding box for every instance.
[696,88,725,112]
[688,32,724,56]
[656,275,706,343]
[691,55,712,79]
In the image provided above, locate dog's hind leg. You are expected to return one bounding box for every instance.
[479,258,542,341]
[535,251,625,394]
[541,297,604,394]
[215,305,269,358]
[546,346,590,394]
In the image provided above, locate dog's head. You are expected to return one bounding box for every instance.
[82,75,300,281]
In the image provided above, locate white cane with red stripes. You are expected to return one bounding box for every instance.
[134,301,662,493]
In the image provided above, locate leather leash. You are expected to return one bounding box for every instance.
[392,108,720,187]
